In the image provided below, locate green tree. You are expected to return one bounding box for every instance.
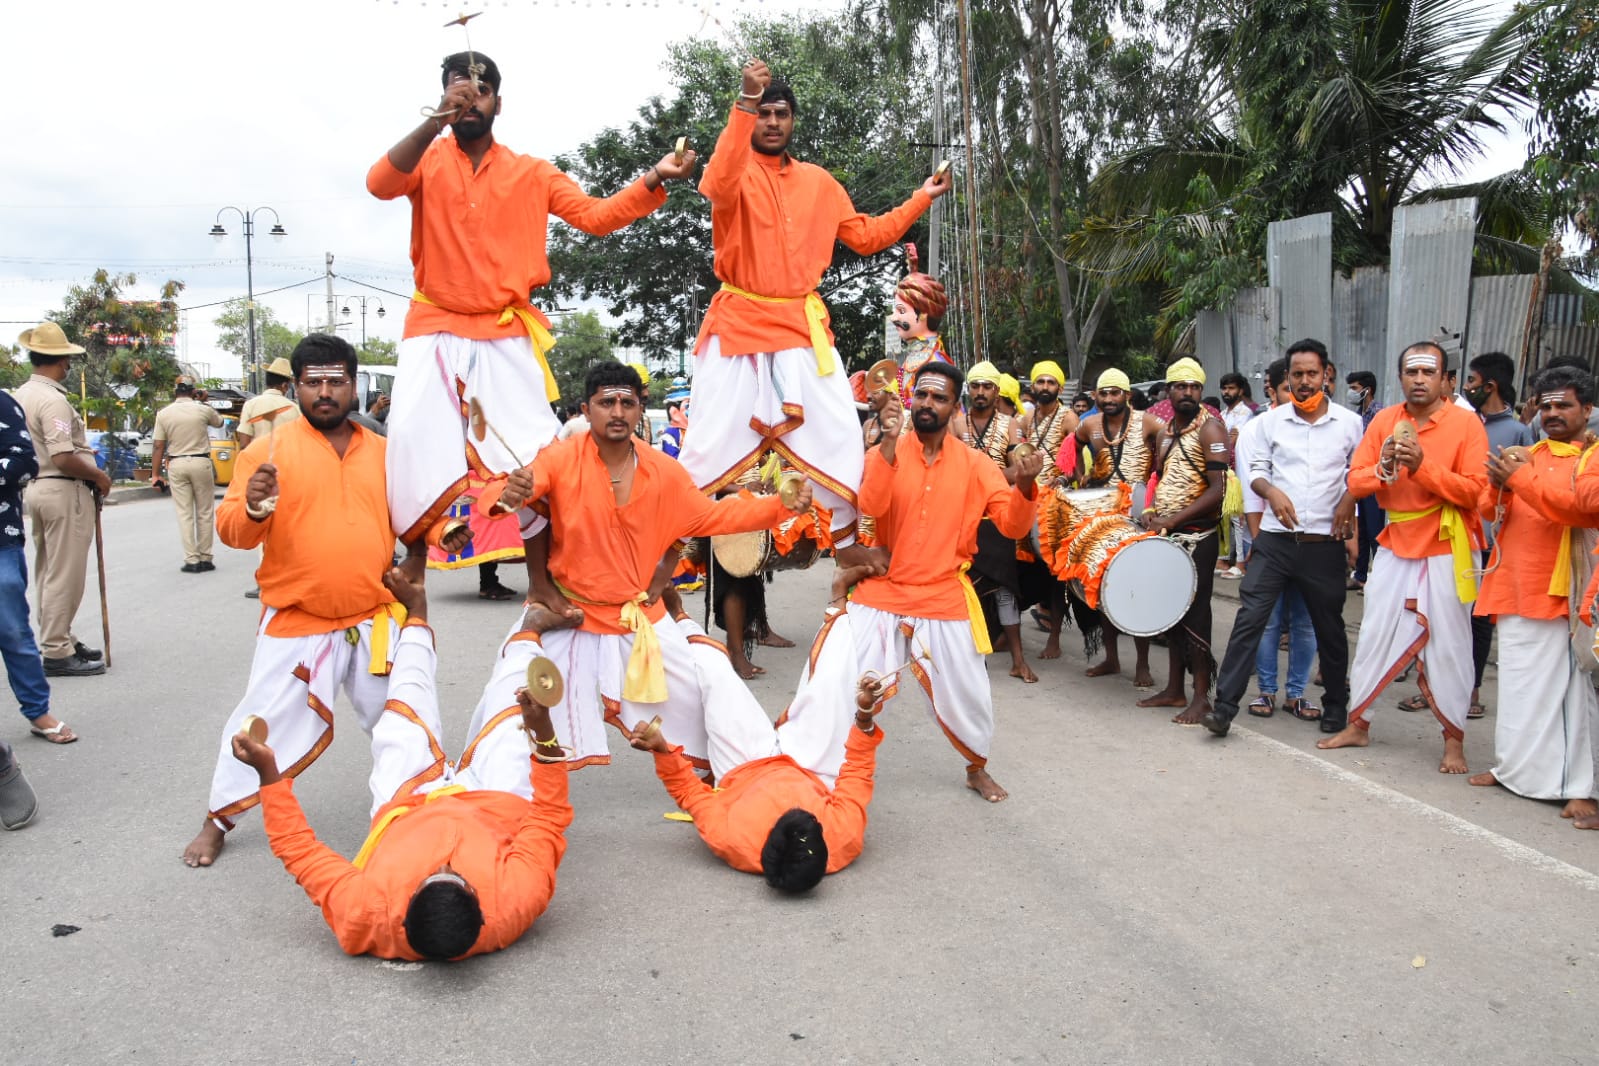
[47,269,184,427]
[545,310,615,402]
[1523,2,1599,278]
[359,337,399,365]
[214,299,305,380]
[546,6,931,371]
[0,343,27,390]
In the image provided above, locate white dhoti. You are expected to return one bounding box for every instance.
[1490,615,1598,800]
[1348,548,1474,737]
[829,603,993,770]
[677,336,864,538]
[365,625,452,816]
[473,614,711,769]
[206,609,401,828]
[387,332,560,544]
[677,613,860,787]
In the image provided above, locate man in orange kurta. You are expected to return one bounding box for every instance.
[1319,342,1488,774]
[486,362,811,770]
[233,565,573,960]
[1467,366,1599,827]
[184,335,403,870]
[817,363,1040,803]
[368,51,696,602]
[631,580,885,892]
[676,57,950,558]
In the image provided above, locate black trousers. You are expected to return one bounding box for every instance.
[1213,532,1351,726]
[1471,549,1493,691]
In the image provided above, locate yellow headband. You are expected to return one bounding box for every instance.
[967,360,1002,386]
[1096,368,1131,392]
[1166,357,1205,385]
[1030,360,1065,386]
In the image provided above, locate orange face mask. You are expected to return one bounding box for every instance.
[1291,390,1325,415]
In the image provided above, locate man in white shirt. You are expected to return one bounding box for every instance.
[1217,372,1255,577]
[1202,339,1365,738]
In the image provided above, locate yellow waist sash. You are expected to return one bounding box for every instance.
[358,602,410,675]
[412,290,560,401]
[957,562,993,655]
[1388,503,1475,604]
[1524,438,1586,596]
[718,282,834,376]
[352,784,467,869]
[554,582,667,704]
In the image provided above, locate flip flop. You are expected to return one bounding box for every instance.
[1286,698,1322,722]
[29,721,77,744]
[1396,694,1428,712]
[1468,701,1486,719]
[1247,694,1275,718]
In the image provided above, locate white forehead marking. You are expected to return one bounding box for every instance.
[1403,352,1439,370]
[1541,392,1569,405]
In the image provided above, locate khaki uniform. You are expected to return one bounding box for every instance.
[153,397,222,565]
[14,374,97,662]
[238,390,298,443]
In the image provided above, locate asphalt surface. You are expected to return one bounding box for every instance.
[4,491,1597,1065]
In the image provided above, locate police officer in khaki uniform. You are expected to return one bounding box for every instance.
[151,378,223,572]
[13,322,108,677]
[235,356,299,449]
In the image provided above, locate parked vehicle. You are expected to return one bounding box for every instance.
[87,431,138,482]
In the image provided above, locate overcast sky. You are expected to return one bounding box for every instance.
[1,0,1528,379]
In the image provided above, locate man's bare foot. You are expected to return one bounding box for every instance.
[1439,735,1468,774]
[382,567,427,621]
[1560,798,1598,822]
[966,768,1008,803]
[1010,661,1038,683]
[1573,810,1599,830]
[182,820,225,868]
[527,580,583,630]
[1040,636,1062,660]
[1137,689,1187,708]
[835,543,889,576]
[516,600,581,636]
[1134,667,1155,688]
[1468,770,1500,787]
[731,657,765,679]
[1317,725,1370,750]
[1172,698,1211,726]
[1085,660,1119,678]
[757,628,795,648]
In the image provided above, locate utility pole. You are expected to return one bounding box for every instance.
[953,0,984,364]
[928,79,945,277]
[325,253,337,337]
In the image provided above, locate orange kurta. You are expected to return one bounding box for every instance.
[217,419,393,637]
[694,106,931,357]
[368,136,665,341]
[651,725,884,875]
[1346,402,1487,559]
[853,441,1037,620]
[528,434,788,634]
[259,759,571,960]
[1475,444,1588,621]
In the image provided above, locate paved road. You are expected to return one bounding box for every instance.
[4,492,1596,1065]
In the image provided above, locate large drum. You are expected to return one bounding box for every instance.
[711,514,822,578]
[1062,515,1197,637]
[1037,483,1132,572]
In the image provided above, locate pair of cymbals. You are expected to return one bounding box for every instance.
[1011,442,1038,463]
[776,471,806,509]
[865,358,900,395]
[526,656,565,707]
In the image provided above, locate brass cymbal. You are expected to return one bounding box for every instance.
[636,715,664,743]
[241,715,269,744]
[468,397,489,443]
[933,159,951,180]
[1012,442,1038,463]
[1391,419,1417,444]
[674,136,688,164]
[865,358,900,394]
[777,471,806,509]
[525,656,565,707]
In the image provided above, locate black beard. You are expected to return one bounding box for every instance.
[1174,398,1199,417]
[305,404,350,431]
[968,396,993,413]
[751,136,790,157]
[1034,389,1059,407]
[1100,402,1126,418]
[912,408,946,433]
[453,111,495,140]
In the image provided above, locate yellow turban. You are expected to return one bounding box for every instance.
[1166,357,1205,385]
[1030,360,1065,386]
[967,360,1002,385]
[999,374,1022,410]
[629,362,650,385]
[1096,368,1131,392]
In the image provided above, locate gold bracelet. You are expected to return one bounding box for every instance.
[532,733,561,748]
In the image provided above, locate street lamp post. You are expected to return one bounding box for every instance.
[209,206,286,392]
[338,294,387,352]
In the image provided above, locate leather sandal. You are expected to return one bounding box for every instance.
[1247,694,1275,718]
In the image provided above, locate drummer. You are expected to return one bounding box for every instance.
[1067,368,1164,683]
[1133,359,1229,725]
[1017,360,1079,660]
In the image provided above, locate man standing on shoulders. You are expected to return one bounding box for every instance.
[1201,340,1362,738]
[236,357,299,450]
[151,378,223,574]
[12,322,107,678]
[1318,342,1487,774]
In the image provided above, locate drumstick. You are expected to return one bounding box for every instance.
[468,397,528,467]
[863,635,935,686]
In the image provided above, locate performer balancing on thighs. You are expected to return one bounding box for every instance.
[1134,359,1228,725]
[230,565,572,960]
[490,362,812,770]
[631,573,884,892]
[677,57,949,568]
[826,363,1042,802]
[1467,366,1599,827]
[368,49,696,607]
[184,336,406,868]
[1319,341,1488,775]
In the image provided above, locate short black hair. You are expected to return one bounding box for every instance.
[1398,340,1448,373]
[1265,358,1289,392]
[1531,364,1595,407]
[583,360,647,402]
[1345,370,1377,391]
[441,51,501,94]
[403,879,485,960]
[27,350,65,368]
[291,333,358,379]
[1547,353,1594,374]
[265,371,292,389]
[175,380,195,395]
[1202,395,1221,410]
[761,80,798,117]
[910,360,964,396]
[1285,338,1330,368]
[760,808,828,893]
[1219,372,1247,392]
[1468,351,1518,407]
[1129,387,1149,410]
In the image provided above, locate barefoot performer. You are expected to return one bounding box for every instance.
[632,575,884,892]
[677,57,949,568]
[829,363,1041,802]
[232,565,572,960]
[1319,341,1488,774]
[1070,367,1163,683]
[1467,365,1599,826]
[493,362,812,768]
[184,336,406,868]
[368,48,696,604]
[1017,360,1079,660]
